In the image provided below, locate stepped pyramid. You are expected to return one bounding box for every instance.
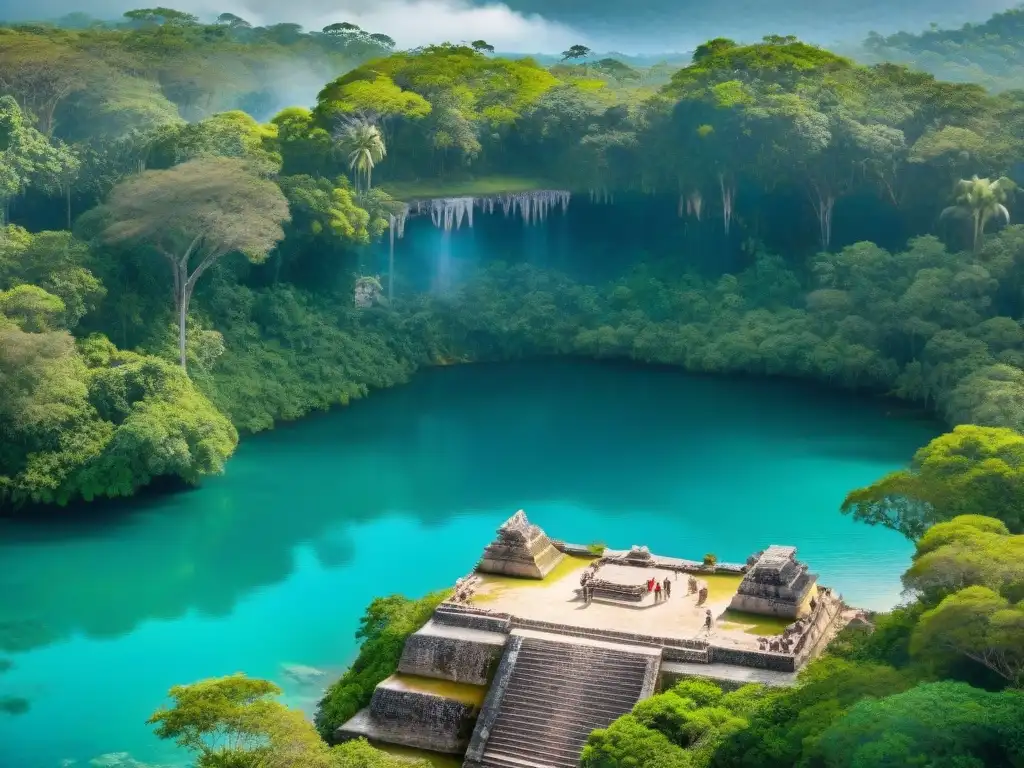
[477,510,564,579]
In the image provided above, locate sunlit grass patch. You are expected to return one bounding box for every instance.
[718,609,794,636]
[472,554,592,603]
[389,673,487,707]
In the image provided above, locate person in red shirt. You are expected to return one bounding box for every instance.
[654,582,663,602]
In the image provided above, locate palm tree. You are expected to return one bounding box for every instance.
[940,175,1015,252]
[335,117,386,193]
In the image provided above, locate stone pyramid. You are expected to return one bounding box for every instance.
[476,510,564,579]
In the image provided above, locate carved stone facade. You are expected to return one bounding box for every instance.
[476,510,564,579]
[728,545,818,618]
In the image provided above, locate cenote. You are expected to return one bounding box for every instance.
[0,359,938,768]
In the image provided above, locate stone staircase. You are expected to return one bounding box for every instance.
[474,635,655,768]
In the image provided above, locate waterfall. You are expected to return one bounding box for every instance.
[400,190,572,296]
[387,204,410,302]
[409,190,572,230]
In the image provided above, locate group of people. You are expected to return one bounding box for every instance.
[647,575,673,602]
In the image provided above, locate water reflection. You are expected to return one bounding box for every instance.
[0,360,938,656]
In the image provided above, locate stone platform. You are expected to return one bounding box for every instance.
[337,511,850,768]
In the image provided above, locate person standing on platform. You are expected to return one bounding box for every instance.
[664,577,671,598]
[654,582,663,602]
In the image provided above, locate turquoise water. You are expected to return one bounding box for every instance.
[0,360,938,768]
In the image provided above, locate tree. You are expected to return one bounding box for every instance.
[0,32,92,135]
[369,33,396,49]
[123,7,199,26]
[471,40,495,54]
[692,38,738,63]
[817,681,1024,766]
[335,118,386,193]
[216,13,251,29]
[911,586,1024,686]
[314,74,431,127]
[0,96,71,223]
[97,157,290,371]
[561,45,592,62]
[323,22,361,35]
[842,425,1024,538]
[903,515,1024,603]
[940,175,1016,251]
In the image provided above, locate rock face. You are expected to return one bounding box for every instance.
[336,676,480,754]
[728,545,818,619]
[476,510,564,579]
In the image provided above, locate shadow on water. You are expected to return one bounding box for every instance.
[0,359,940,654]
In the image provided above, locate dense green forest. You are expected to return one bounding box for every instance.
[859,5,1024,93]
[2,6,1024,764]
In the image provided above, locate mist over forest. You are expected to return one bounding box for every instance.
[2,4,1024,768]
[1,0,1021,52]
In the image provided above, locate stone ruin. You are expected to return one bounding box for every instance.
[620,545,654,566]
[476,510,564,579]
[353,276,383,307]
[728,545,818,619]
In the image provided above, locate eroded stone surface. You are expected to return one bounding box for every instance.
[728,545,818,619]
[476,510,564,579]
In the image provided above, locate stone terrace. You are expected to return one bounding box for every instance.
[473,560,772,653]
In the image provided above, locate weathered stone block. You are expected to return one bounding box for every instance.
[335,677,480,754]
[476,510,564,579]
[729,545,818,618]
[398,624,506,685]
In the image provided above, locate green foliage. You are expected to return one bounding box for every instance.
[149,674,422,768]
[711,658,913,767]
[0,319,236,505]
[904,515,1024,602]
[314,591,447,740]
[843,426,1024,537]
[817,681,1024,767]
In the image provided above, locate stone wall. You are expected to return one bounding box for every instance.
[398,631,506,686]
[433,607,512,634]
[794,592,842,666]
[729,582,817,619]
[336,684,479,754]
[464,634,524,767]
[707,645,796,672]
[512,616,709,651]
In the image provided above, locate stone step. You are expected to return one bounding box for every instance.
[498,692,637,722]
[505,664,647,691]
[513,651,650,672]
[515,650,650,673]
[492,710,614,739]
[487,729,593,758]
[519,640,654,660]
[508,669,646,692]
[501,678,643,708]
[474,636,650,768]
[516,625,707,653]
[486,735,586,766]
[477,751,556,768]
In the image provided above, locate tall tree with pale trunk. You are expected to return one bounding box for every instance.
[335,117,386,192]
[941,175,1015,252]
[98,157,290,371]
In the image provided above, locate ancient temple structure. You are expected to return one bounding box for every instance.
[336,518,847,768]
[728,545,818,618]
[476,510,564,579]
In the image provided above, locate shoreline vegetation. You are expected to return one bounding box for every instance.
[2,5,1024,767]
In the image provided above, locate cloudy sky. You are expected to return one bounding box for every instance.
[0,0,1017,53]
